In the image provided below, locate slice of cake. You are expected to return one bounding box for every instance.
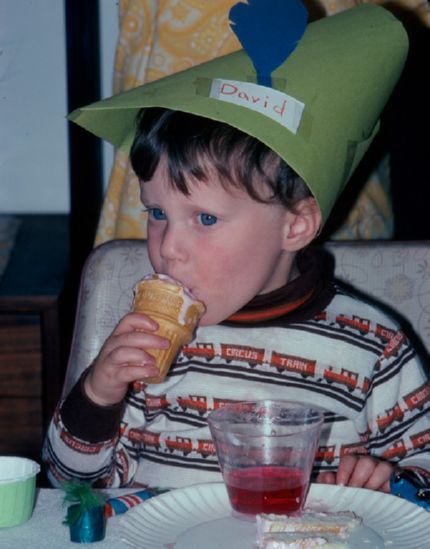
[258,532,348,549]
[257,511,361,538]
[256,510,361,548]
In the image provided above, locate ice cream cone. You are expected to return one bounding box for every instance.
[132,274,206,383]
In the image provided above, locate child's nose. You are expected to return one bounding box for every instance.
[160,224,187,262]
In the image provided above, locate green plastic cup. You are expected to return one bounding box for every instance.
[0,457,40,528]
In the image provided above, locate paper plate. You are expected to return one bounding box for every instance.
[120,482,429,548]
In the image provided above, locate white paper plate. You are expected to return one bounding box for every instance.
[120,482,430,548]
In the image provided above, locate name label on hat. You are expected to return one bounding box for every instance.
[209,79,304,134]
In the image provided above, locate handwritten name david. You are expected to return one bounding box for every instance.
[209,79,304,135]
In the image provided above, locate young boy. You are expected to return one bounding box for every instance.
[44,4,429,495]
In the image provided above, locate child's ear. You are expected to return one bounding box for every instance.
[281,198,321,252]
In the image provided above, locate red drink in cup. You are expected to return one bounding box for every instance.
[207,400,323,516]
[225,466,306,514]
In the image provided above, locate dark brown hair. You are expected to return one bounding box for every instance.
[130,107,310,208]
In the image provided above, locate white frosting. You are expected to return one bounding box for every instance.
[137,273,205,326]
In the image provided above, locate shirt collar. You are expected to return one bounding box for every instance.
[224,249,333,324]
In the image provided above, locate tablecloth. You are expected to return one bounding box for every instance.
[0,489,132,549]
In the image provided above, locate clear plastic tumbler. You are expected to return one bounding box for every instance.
[207,400,323,515]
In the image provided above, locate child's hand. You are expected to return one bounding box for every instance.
[315,455,394,493]
[83,313,170,406]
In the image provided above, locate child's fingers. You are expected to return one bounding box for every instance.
[105,346,156,369]
[99,330,170,363]
[112,312,159,335]
[94,346,161,385]
[314,471,336,485]
[114,363,160,383]
[362,461,393,493]
[89,359,161,380]
[380,478,391,494]
[337,455,393,492]
[84,359,160,406]
[335,455,358,486]
[85,324,172,406]
[344,456,379,487]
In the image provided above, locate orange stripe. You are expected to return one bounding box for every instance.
[227,290,314,322]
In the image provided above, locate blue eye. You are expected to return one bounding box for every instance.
[198,213,217,226]
[147,208,167,220]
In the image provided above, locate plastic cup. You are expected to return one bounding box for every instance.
[207,400,323,516]
[0,456,40,528]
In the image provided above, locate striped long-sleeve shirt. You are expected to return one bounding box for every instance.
[43,253,430,489]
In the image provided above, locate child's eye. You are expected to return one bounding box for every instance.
[146,207,167,221]
[198,213,217,226]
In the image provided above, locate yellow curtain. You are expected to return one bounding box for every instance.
[95,0,429,246]
[95,0,240,245]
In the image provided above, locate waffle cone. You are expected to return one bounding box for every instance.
[133,274,205,383]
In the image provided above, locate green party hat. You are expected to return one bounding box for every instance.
[69,3,408,224]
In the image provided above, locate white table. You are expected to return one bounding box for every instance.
[0,489,133,548]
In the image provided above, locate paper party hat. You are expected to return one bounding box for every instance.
[69,3,408,223]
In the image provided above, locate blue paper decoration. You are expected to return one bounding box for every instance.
[229,0,308,87]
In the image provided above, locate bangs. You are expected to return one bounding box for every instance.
[130,108,310,207]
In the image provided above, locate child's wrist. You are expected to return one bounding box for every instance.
[60,369,125,443]
[83,368,124,407]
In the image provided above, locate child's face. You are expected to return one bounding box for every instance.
[140,159,297,326]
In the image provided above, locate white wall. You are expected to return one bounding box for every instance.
[0,0,119,214]
[0,0,69,213]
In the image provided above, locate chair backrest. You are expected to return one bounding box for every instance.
[321,241,430,365]
[63,240,154,394]
[63,239,430,394]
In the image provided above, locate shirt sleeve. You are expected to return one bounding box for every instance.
[42,370,144,487]
[361,330,430,472]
